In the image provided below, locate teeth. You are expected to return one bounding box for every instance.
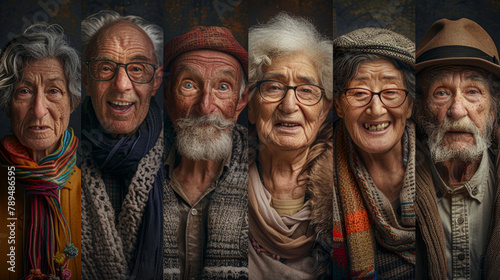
[363,122,389,131]
[33,126,44,130]
[110,101,133,106]
[280,123,298,127]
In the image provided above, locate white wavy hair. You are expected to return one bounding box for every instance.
[248,13,333,100]
[81,10,163,64]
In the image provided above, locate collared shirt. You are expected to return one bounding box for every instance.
[165,147,231,280]
[430,149,496,280]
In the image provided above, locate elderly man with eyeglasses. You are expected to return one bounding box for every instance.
[162,26,249,279]
[80,10,164,279]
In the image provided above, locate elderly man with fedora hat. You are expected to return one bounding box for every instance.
[162,26,249,279]
[414,18,500,280]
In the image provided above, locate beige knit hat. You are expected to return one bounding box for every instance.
[333,27,415,67]
[416,18,500,78]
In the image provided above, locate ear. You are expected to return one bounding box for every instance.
[151,65,164,96]
[234,85,249,119]
[319,99,332,123]
[333,98,344,118]
[406,99,413,119]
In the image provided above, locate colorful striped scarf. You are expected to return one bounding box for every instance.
[0,128,78,280]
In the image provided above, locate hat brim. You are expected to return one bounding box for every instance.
[416,57,500,79]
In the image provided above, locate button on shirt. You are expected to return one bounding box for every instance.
[430,150,495,280]
[165,148,229,280]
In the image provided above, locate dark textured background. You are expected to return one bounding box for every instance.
[416,0,500,47]
[0,0,81,140]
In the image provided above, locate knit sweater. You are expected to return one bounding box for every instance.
[163,124,249,279]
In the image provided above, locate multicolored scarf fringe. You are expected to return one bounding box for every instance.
[0,128,78,280]
[332,122,377,279]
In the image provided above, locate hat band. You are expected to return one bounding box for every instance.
[417,45,499,65]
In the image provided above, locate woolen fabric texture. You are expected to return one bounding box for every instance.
[163,26,248,74]
[333,27,415,67]
[332,121,416,279]
[81,97,164,280]
[163,124,248,279]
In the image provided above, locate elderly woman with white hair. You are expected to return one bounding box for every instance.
[248,13,334,279]
[0,24,81,280]
[332,28,415,279]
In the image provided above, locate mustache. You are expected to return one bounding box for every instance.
[440,116,481,135]
[176,114,234,130]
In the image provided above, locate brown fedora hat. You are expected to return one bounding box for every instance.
[416,18,500,78]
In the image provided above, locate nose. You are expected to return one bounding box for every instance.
[447,94,468,120]
[197,85,217,115]
[112,65,133,92]
[366,94,387,116]
[32,91,49,118]
[279,88,299,113]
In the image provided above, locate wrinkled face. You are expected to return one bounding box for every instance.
[417,66,495,162]
[11,58,71,160]
[249,52,331,151]
[334,58,412,155]
[165,49,248,160]
[83,21,162,135]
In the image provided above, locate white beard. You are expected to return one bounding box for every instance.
[175,114,234,161]
[417,113,493,163]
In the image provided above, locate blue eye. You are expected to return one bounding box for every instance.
[219,84,228,90]
[183,82,194,89]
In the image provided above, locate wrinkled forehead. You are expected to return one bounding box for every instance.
[86,21,156,62]
[169,49,243,77]
[423,65,489,86]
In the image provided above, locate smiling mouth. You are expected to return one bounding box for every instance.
[277,122,300,127]
[108,101,134,111]
[363,122,390,131]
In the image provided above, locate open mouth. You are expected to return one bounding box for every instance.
[363,122,390,132]
[277,122,300,127]
[108,101,134,112]
[30,125,49,131]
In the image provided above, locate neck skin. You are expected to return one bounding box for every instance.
[258,144,308,200]
[436,157,481,189]
[355,140,405,202]
[174,156,222,205]
[30,149,51,163]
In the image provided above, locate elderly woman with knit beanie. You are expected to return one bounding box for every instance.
[0,24,80,280]
[248,13,334,279]
[332,28,416,279]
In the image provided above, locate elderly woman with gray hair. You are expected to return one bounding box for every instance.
[0,24,81,280]
[332,28,415,279]
[248,13,333,279]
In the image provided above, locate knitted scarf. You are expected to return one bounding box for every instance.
[0,128,78,280]
[332,121,416,279]
[81,97,164,279]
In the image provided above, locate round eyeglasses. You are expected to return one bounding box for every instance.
[343,88,409,108]
[255,80,325,105]
[85,60,158,84]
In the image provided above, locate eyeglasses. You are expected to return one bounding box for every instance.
[85,60,158,84]
[343,88,409,108]
[254,80,325,105]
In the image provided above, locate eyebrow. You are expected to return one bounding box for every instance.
[353,75,400,82]
[176,65,238,80]
[92,55,152,63]
[19,77,65,85]
[264,73,317,84]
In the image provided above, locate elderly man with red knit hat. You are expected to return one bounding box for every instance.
[415,18,500,280]
[162,26,249,279]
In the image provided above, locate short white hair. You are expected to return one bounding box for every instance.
[248,13,332,100]
[81,10,163,64]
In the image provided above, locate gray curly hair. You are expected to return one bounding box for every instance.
[81,10,163,64]
[0,23,81,115]
[248,13,333,100]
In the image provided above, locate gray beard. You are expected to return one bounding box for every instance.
[175,114,234,161]
[416,112,493,163]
